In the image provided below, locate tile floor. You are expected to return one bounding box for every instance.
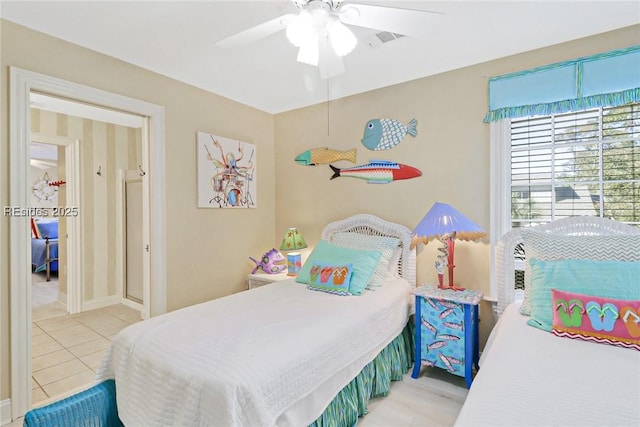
[31,272,66,321]
[31,304,141,406]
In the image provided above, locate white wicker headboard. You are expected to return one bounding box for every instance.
[495,216,640,314]
[321,214,417,288]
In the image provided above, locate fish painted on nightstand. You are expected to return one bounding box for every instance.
[295,147,357,166]
[361,118,417,151]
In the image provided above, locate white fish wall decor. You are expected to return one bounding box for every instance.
[361,118,418,151]
[328,160,422,184]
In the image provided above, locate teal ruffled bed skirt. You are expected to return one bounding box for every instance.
[309,318,415,427]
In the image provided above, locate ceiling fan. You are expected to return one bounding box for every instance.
[216,0,444,78]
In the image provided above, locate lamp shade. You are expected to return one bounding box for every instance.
[297,41,320,66]
[327,18,357,57]
[280,227,308,251]
[286,9,315,47]
[411,202,487,249]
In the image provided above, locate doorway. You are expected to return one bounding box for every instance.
[28,135,83,322]
[29,140,69,322]
[28,105,148,405]
[9,67,167,419]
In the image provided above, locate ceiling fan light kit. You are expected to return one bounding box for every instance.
[285,9,315,47]
[327,18,357,57]
[297,38,320,65]
[216,0,444,78]
[286,1,357,66]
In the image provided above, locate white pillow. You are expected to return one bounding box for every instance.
[330,232,401,289]
[520,230,640,316]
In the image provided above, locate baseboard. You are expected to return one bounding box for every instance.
[82,295,120,312]
[120,297,143,314]
[1,399,11,426]
[57,290,68,305]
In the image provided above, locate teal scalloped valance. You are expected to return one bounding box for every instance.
[484,45,640,122]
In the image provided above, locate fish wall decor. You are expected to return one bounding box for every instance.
[329,160,422,184]
[361,118,418,151]
[295,147,357,166]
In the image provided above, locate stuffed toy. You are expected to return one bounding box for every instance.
[249,248,286,274]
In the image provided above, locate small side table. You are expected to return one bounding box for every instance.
[411,285,483,388]
[246,272,290,290]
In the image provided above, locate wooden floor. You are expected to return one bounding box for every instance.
[359,369,468,427]
[6,367,467,426]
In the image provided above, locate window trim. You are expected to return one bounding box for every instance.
[489,120,511,299]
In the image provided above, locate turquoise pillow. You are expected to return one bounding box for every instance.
[306,263,353,296]
[296,240,382,295]
[330,232,400,289]
[528,259,640,331]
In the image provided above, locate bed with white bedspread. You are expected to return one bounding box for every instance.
[455,217,640,427]
[97,214,417,427]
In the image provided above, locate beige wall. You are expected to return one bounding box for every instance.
[274,25,640,346]
[32,109,142,302]
[1,15,638,407]
[1,19,276,401]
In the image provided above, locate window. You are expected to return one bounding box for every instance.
[485,46,640,299]
[510,103,640,228]
[490,102,640,295]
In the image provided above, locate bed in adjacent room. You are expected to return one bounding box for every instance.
[85,213,416,427]
[455,216,640,427]
[31,218,59,281]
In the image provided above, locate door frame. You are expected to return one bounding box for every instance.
[65,140,83,315]
[9,67,167,419]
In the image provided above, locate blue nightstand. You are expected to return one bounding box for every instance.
[411,285,483,388]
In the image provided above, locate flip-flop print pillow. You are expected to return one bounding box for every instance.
[551,289,640,351]
[307,263,353,296]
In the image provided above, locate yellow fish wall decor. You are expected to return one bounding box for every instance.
[295,147,357,166]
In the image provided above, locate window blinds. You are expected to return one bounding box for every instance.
[485,46,640,123]
[510,103,640,227]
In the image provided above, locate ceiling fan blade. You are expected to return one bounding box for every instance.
[216,14,296,49]
[339,3,444,39]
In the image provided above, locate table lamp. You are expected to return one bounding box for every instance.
[411,202,487,289]
[280,227,308,276]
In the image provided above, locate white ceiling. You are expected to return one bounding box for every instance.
[2,1,639,114]
[31,93,145,128]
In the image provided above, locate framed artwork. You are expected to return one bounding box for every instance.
[197,131,257,208]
